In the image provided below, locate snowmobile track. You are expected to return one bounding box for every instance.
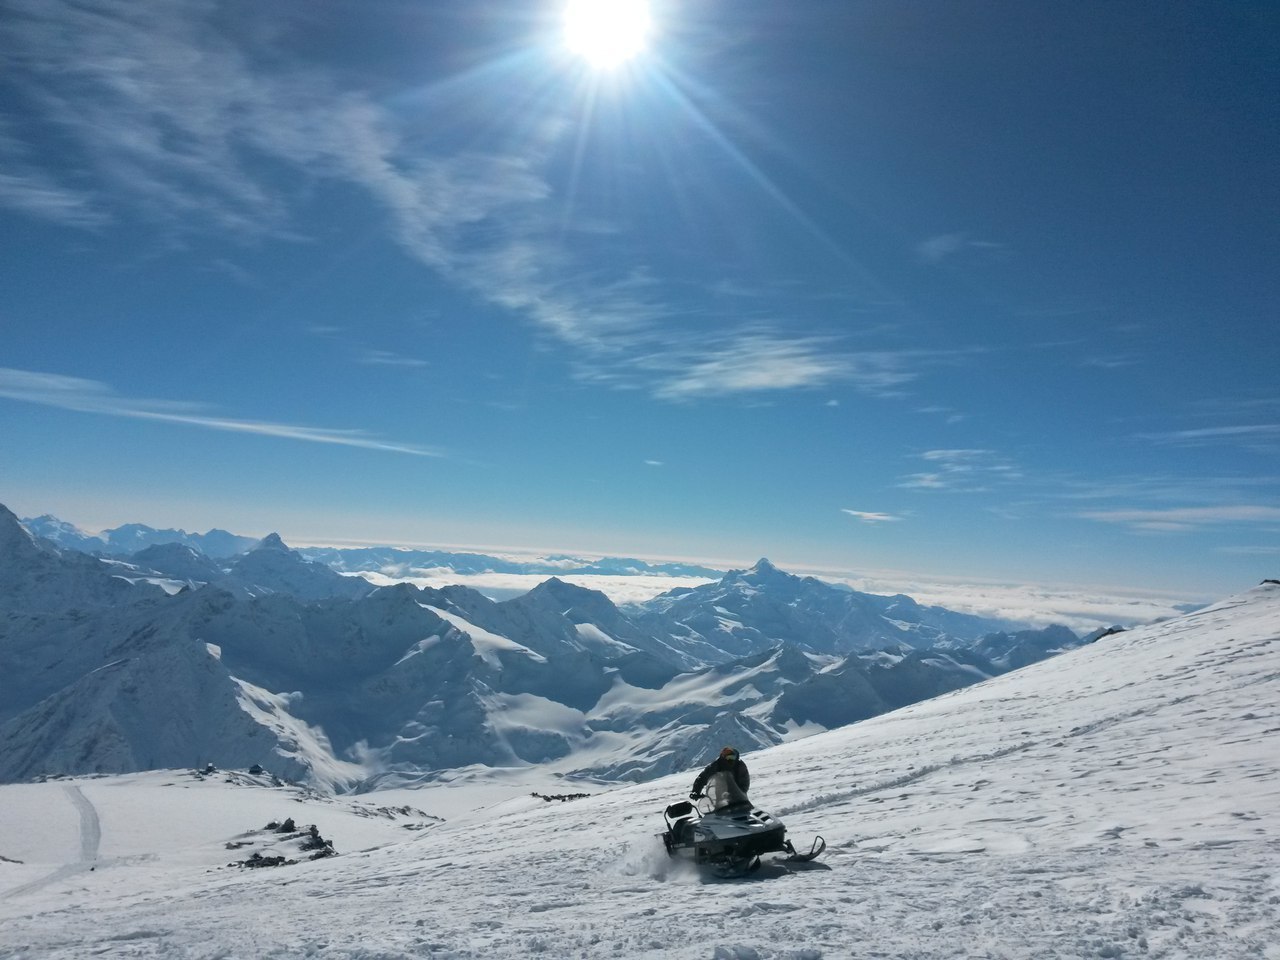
[1,784,101,900]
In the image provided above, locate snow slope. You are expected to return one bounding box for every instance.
[1,584,1277,959]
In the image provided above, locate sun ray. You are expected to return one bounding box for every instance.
[646,62,900,299]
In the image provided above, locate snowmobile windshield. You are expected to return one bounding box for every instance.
[703,769,751,811]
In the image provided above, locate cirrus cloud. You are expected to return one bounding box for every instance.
[0,367,443,457]
[1079,504,1280,533]
[841,509,903,524]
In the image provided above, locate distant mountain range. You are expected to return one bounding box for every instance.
[21,513,724,578]
[1,505,1098,791]
[21,514,260,558]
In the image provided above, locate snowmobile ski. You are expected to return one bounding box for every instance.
[784,835,826,862]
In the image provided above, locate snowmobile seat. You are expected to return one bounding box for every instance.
[663,800,699,848]
[665,800,695,819]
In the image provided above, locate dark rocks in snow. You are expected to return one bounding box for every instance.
[1088,626,1127,642]
[233,853,296,868]
[231,821,335,867]
[300,824,336,857]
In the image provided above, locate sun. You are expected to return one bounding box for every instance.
[562,0,653,70]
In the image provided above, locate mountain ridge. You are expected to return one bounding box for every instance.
[2,503,1101,791]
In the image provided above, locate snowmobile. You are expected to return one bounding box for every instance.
[660,770,825,877]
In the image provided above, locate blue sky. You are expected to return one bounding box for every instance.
[1,0,1277,597]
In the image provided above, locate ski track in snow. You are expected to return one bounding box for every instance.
[1,785,100,901]
[0,588,1278,958]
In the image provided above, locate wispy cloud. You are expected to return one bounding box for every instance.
[652,336,851,399]
[1,0,551,255]
[1081,355,1141,370]
[1187,396,1280,418]
[1055,473,1280,505]
[0,367,442,457]
[1079,504,1280,533]
[899,449,1022,492]
[0,169,106,227]
[646,334,916,401]
[0,116,108,226]
[358,350,430,369]
[841,509,902,524]
[916,405,967,424]
[916,233,1005,264]
[1138,424,1280,450]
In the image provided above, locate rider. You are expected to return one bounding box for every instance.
[690,745,750,800]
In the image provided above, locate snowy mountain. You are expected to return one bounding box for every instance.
[968,622,1088,669]
[20,519,379,601]
[16,513,105,552]
[213,532,377,601]
[20,515,258,558]
[100,522,258,558]
[1,502,1104,795]
[629,558,1019,657]
[0,583,365,788]
[1,583,1275,958]
[442,575,715,674]
[569,641,1002,783]
[127,541,226,584]
[0,505,164,614]
[23,510,723,577]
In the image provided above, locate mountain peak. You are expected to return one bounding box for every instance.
[524,576,617,613]
[530,576,597,598]
[744,557,792,583]
[1,504,49,557]
[253,532,291,553]
[718,557,793,589]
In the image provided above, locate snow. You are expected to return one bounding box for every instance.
[392,634,444,666]
[421,604,548,667]
[481,692,586,740]
[230,678,366,789]
[98,559,190,595]
[574,621,635,654]
[1,586,1278,958]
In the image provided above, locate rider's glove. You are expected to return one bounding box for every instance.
[689,791,699,799]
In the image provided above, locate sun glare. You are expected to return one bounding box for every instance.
[563,0,652,70]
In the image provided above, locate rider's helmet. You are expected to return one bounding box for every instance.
[720,746,739,762]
